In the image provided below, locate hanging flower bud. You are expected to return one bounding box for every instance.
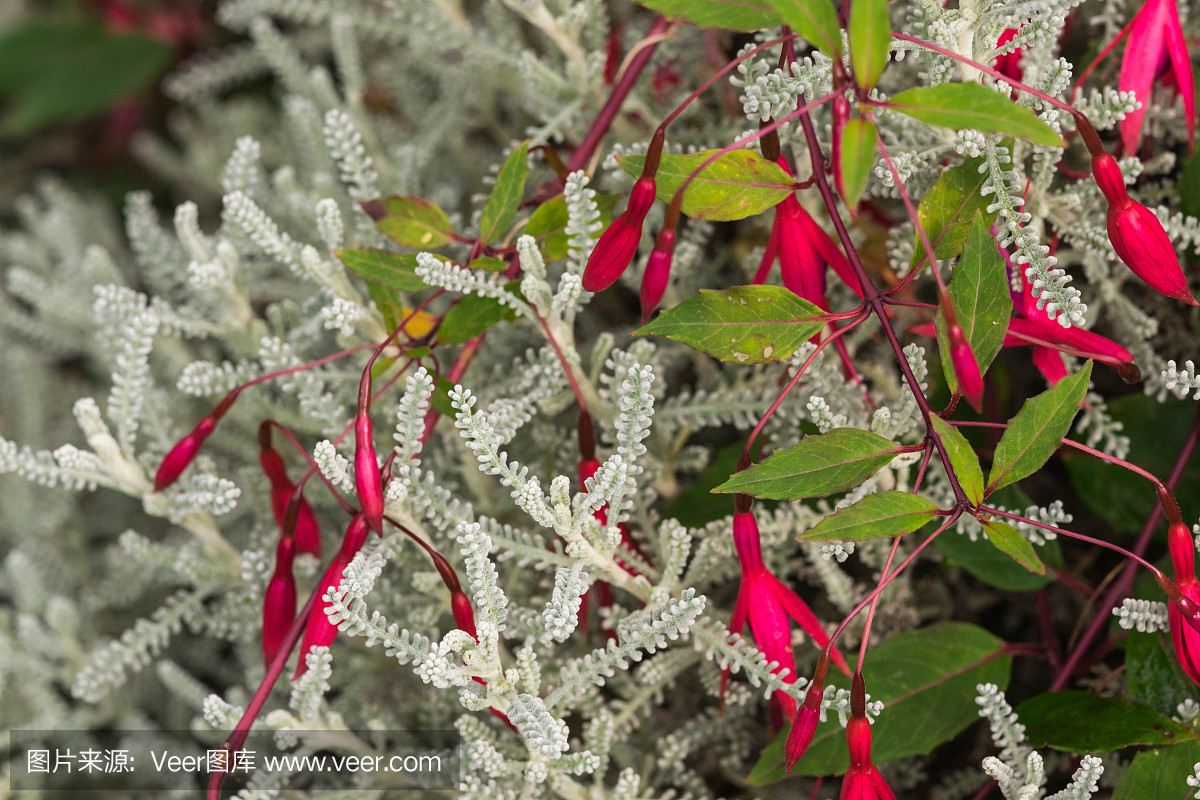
[259,426,322,557]
[295,514,371,677]
[640,227,676,322]
[354,409,384,535]
[582,130,665,293]
[947,323,984,413]
[261,535,297,667]
[1091,152,1198,305]
[785,653,829,771]
[153,389,241,491]
[840,674,897,800]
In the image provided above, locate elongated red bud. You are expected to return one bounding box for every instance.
[640,228,675,322]
[1170,522,1198,586]
[263,446,322,557]
[262,536,297,667]
[354,411,384,535]
[948,324,984,412]
[1091,152,1128,206]
[582,176,658,292]
[785,654,829,771]
[295,514,370,677]
[154,389,241,491]
[451,591,478,640]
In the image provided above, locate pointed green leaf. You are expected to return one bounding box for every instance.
[752,622,1011,780]
[888,83,1066,148]
[635,285,828,364]
[714,428,900,500]
[478,141,530,245]
[798,491,940,542]
[910,154,994,267]
[980,518,1043,574]
[616,150,794,221]
[987,361,1092,493]
[1114,741,1200,800]
[436,295,509,345]
[848,0,890,90]
[467,257,507,272]
[361,196,455,248]
[1017,691,1197,753]
[929,416,985,504]
[633,0,781,31]
[763,0,842,59]
[936,528,1061,591]
[336,248,431,292]
[839,119,876,209]
[933,212,1013,394]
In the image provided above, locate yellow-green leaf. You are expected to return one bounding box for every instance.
[929,415,985,505]
[839,118,876,208]
[798,491,940,542]
[981,518,1044,574]
[478,141,530,245]
[634,0,781,31]
[361,196,454,248]
[616,150,794,221]
[888,83,1065,148]
[336,248,430,292]
[848,0,890,90]
[763,0,842,59]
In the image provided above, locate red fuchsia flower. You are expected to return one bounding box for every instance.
[840,673,897,800]
[727,505,849,722]
[1119,0,1194,154]
[1092,152,1198,305]
[354,407,385,535]
[947,323,985,413]
[640,227,676,322]
[153,389,241,491]
[295,513,371,677]
[1167,521,1200,685]
[261,534,297,667]
[258,427,322,557]
[994,28,1023,83]
[785,653,829,770]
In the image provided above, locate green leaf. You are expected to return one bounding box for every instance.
[635,285,828,364]
[848,0,890,90]
[524,193,619,261]
[616,150,794,221]
[634,0,781,31]
[0,21,172,136]
[1017,691,1197,753]
[336,249,431,292]
[929,416,984,505]
[752,622,1011,780]
[839,119,876,209]
[1126,632,1197,718]
[478,141,530,245]
[360,196,455,248]
[436,295,509,345]
[714,428,900,500]
[763,0,842,58]
[910,154,993,266]
[797,491,940,542]
[987,361,1092,493]
[936,527,1061,591]
[980,518,1044,574]
[467,257,508,272]
[888,83,1066,148]
[1114,741,1200,800]
[1181,151,1200,219]
[933,212,1013,394]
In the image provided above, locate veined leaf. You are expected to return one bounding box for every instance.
[361,196,455,248]
[752,622,1011,780]
[1114,741,1200,799]
[437,294,512,345]
[336,249,431,292]
[933,212,1013,395]
[797,491,940,542]
[478,141,530,245]
[839,119,876,209]
[929,416,984,505]
[1017,691,1197,753]
[888,83,1065,148]
[714,428,900,499]
[910,154,993,266]
[616,150,794,221]
[848,0,890,90]
[634,0,781,31]
[980,518,1044,574]
[987,362,1092,493]
[635,285,828,364]
[764,0,842,58]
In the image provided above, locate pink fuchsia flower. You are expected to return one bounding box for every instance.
[295,513,371,678]
[153,389,242,491]
[354,407,385,535]
[1167,521,1200,685]
[727,508,849,722]
[1119,0,1194,154]
[785,653,829,770]
[840,673,897,800]
[640,227,676,322]
[261,534,297,668]
[1092,152,1198,305]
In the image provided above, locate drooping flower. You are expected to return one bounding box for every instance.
[295,513,371,677]
[947,322,984,413]
[261,534,297,667]
[1119,0,1194,154]
[840,674,897,800]
[1167,521,1200,685]
[153,388,241,491]
[259,426,322,556]
[785,653,829,770]
[728,506,849,722]
[1092,151,1197,305]
[640,226,676,322]
[354,406,384,535]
